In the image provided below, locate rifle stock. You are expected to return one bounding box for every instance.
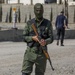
[32,24,54,71]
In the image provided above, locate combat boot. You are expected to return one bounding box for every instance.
[60,40,64,46]
[61,43,64,46]
[22,72,29,75]
[56,40,59,45]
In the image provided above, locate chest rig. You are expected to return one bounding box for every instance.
[27,18,49,47]
[28,18,49,39]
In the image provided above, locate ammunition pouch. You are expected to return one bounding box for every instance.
[27,41,40,48]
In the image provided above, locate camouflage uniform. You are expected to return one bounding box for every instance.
[21,3,53,75]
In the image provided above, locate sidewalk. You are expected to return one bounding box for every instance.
[0,23,75,30]
[0,39,75,75]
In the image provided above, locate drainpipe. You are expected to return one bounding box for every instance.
[18,0,20,4]
[31,0,33,5]
[5,0,8,4]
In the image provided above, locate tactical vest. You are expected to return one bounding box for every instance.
[26,18,50,47]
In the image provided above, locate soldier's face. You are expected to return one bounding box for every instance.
[34,5,43,19]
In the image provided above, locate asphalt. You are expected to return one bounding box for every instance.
[0,39,75,75]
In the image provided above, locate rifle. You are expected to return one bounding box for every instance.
[32,24,54,71]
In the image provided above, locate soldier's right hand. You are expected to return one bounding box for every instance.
[32,36,39,42]
[39,39,46,46]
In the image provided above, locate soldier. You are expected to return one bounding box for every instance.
[55,11,68,46]
[22,3,53,75]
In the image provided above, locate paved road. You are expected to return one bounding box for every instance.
[0,39,75,75]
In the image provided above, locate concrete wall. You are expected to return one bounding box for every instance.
[0,29,75,42]
[1,4,75,23]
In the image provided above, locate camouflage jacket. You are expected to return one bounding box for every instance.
[23,18,53,48]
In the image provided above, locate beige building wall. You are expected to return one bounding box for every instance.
[2,0,44,5]
[57,0,75,4]
[1,0,75,5]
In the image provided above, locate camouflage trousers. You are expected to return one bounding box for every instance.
[22,47,47,75]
